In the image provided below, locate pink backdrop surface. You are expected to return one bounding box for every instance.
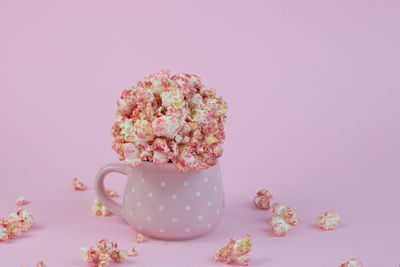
[1,0,399,266]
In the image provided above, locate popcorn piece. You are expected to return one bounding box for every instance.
[92,199,111,216]
[339,258,363,267]
[0,224,8,241]
[214,234,252,266]
[72,178,87,191]
[109,249,128,263]
[318,211,340,230]
[16,197,29,206]
[136,233,144,243]
[106,188,119,198]
[270,216,291,237]
[126,247,138,257]
[272,203,299,226]
[81,239,133,267]
[253,189,273,210]
[0,209,34,242]
[112,70,228,172]
[36,261,46,267]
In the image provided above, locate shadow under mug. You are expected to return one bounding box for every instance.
[95,161,224,240]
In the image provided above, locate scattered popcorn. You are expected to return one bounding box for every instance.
[214,234,252,266]
[72,178,87,191]
[36,261,46,267]
[106,188,119,198]
[112,70,228,172]
[81,239,134,267]
[126,247,138,257]
[318,211,340,230]
[136,233,144,243]
[270,216,291,237]
[16,197,29,206]
[253,189,273,210]
[0,209,33,242]
[92,199,111,216]
[339,258,363,267]
[272,203,299,226]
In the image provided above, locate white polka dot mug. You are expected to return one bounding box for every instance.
[95,162,224,240]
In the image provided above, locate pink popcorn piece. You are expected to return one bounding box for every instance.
[126,247,138,257]
[270,216,291,237]
[92,199,111,216]
[112,70,228,172]
[0,208,34,242]
[214,234,252,266]
[81,239,133,267]
[318,211,340,230]
[272,203,299,226]
[16,197,29,206]
[106,188,119,198]
[72,177,87,191]
[339,258,364,267]
[253,189,273,210]
[36,261,46,267]
[136,233,144,243]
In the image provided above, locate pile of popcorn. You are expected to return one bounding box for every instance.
[112,70,228,172]
[81,239,137,267]
[0,209,33,241]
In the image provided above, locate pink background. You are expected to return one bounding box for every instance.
[1,0,399,266]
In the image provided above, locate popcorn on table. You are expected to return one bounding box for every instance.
[318,211,340,230]
[106,188,119,198]
[270,216,291,237]
[214,234,252,266]
[339,258,363,267]
[136,233,144,243]
[272,203,299,226]
[92,199,111,216]
[112,70,228,172]
[20,261,46,267]
[0,209,33,242]
[72,177,87,191]
[16,197,29,206]
[81,239,137,267]
[253,189,273,210]
[126,247,138,257]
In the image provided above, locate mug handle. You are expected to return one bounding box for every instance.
[95,162,128,218]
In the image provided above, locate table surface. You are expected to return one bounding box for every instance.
[1,0,399,266]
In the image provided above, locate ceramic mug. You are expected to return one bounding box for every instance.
[95,161,224,240]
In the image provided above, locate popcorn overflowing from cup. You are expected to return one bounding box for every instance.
[112,70,228,172]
